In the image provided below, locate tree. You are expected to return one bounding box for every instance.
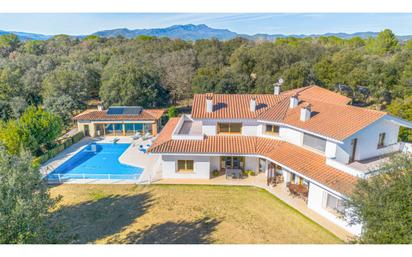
[100,63,169,107]
[366,29,399,55]
[282,61,315,90]
[0,147,66,243]
[42,61,100,105]
[387,96,412,142]
[0,119,21,154]
[0,107,62,155]
[44,95,79,126]
[23,40,45,55]
[346,154,412,243]
[157,49,196,103]
[0,100,12,121]
[0,34,20,57]
[18,106,62,153]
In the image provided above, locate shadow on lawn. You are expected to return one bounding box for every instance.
[51,192,153,243]
[110,217,221,244]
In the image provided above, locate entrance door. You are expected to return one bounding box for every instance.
[349,138,357,163]
[84,125,90,136]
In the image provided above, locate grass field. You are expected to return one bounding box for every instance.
[49,184,342,244]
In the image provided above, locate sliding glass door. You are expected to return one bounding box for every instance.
[220,156,245,170]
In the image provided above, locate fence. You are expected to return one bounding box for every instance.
[46,173,141,183]
[34,131,84,165]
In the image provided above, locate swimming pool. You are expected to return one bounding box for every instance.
[47,143,143,181]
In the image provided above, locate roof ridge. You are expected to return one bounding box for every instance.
[302,98,387,114]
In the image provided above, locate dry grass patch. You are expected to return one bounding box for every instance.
[49,184,342,244]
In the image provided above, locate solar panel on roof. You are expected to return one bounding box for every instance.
[107,106,143,115]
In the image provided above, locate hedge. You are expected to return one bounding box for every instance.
[34,131,84,165]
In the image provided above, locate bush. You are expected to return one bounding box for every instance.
[244,170,256,176]
[212,169,220,177]
[167,106,178,118]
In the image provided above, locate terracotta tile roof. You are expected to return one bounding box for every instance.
[191,85,385,141]
[282,100,386,141]
[73,109,165,121]
[149,119,357,195]
[191,93,288,119]
[298,86,351,105]
[263,142,357,195]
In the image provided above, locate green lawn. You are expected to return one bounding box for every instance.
[49,184,342,244]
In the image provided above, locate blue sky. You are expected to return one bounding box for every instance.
[0,13,411,35]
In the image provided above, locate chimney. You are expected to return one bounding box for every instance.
[250,96,257,112]
[206,94,213,113]
[300,103,312,122]
[274,78,283,95]
[289,94,299,108]
[97,104,103,111]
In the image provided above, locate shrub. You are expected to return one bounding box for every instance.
[167,106,178,118]
[212,169,220,177]
[244,170,256,176]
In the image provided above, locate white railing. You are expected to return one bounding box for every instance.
[400,142,412,153]
[326,158,365,178]
[46,173,140,183]
[137,158,163,184]
[171,114,204,140]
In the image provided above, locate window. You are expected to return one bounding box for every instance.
[377,132,386,149]
[217,123,242,134]
[303,133,327,152]
[265,124,279,135]
[221,157,244,170]
[177,160,194,173]
[325,193,345,214]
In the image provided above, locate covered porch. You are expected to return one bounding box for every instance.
[93,122,153,137]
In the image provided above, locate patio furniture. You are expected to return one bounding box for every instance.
[142,132,152,140]
[287,183,309,201]
[109,137,119,144]
[226,168,242,179]
[132,132,142,140]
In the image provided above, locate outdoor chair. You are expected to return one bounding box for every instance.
[132,132,142,140]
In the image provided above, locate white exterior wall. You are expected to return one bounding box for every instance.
[242,120,259,136]
[307,183,362,235]
[161,155,211,179]
[335,117,400,164]
[201,119,217,136]
[210,156,220,172]
[245,157,259,171]
[199,119,258,136]
[325,141,337,158]
[279,126,303,146]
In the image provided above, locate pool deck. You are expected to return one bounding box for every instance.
[41,136,160,184]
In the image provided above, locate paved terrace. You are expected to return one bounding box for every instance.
[156,173,354,241]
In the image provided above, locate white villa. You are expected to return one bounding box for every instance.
[147,85,412,235]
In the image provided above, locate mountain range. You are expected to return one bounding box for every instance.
[1,24,411,41]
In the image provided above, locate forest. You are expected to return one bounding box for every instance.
[0,29,411,140]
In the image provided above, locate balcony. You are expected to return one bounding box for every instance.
[327,142,412,178]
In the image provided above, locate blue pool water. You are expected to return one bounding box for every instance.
[47,143,143,181]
